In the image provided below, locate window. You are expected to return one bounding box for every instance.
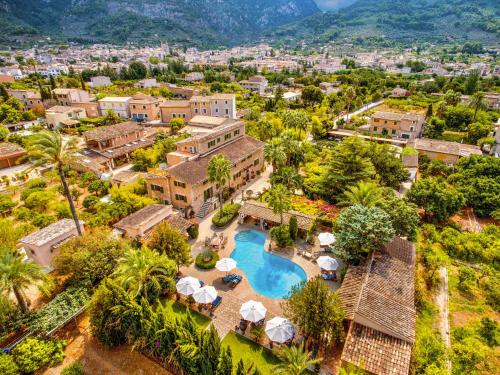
[225,100,228,104]
[215,100,218,104]
[132,105,136,109]
[253,159,259,166]
[233,171,241,180]
[215,108,219,113]
[208,140,216,148]
[150,184,164,193]
[225,133,231,140]
[225,109,229,114]
[217,137,220,143]
[234,129,240,136]
[195,108,198,113]
[174,180,186,188]
[203,179,208,185]
[142,105,146,109]
[410,126,415,132]
[203,109,207,114]
[164,199,170,205]
[172,114,176,118]
[373,127,378,131]
[175,194,187,202]
[392,129,396,135]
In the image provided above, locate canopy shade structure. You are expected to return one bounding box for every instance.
[240,300,267,322]
[317,256,339,271]
[318,232,336,247]
[176,276,200,296]
[265,317,294,343]
[193,286,218,304]
[216,258,237,272]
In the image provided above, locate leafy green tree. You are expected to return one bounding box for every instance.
[270,166,302,191]
[377,194,419,240]
[235,359,246,375]
[464,69,480,95]
[425,104,433,119]
[128,61,147,79]
[282,277,344,348]
[407,178,465,222]
[335,205,395,263]
[53,229,129,286]
[322,137,376,201]
[274,344,321,375]
[423,116,445,139]
[0,248,47,312]
[0,193,16,215]
[88,179,111,196]
[338,181,383,207]
[102,109,121,125]
[0,84,9,102]
[61,362,84,375]
[311,116,326,140]
[268,184,291,224]
[467,121,492,145]
[443,90,461,106]
[170,118,185,135]
[26,131,82,235]
[207,154,232,214]
[0,126,8,141]
[114,247,176,301]
[282,110,308,138]
[270,224,293,248]
[264,138,286,174]
[468,92,487,122]
[148,222,192,272]
[216,347,232,375]
[200,325,221,375]
[301,85,324,107]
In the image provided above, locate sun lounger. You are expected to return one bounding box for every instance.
[223,274,241,283]
[211,296,222,309]
[321,273,337,281]
[230,277,242,288]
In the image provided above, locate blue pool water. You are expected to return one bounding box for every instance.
[230,230,307,299]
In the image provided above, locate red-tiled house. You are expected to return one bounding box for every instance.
[338,237,416,375]
[0,143,26,169]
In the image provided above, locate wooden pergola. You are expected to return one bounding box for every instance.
[238,200,315,230]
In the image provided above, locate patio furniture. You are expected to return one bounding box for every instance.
[302,250,313,259]
[176,276,201,296]
[211,296,222,310]
[265,317,294,344]
[240,300,267,323]
[317,256,339,271]
[230,276,242,288]
[193,286,218,304]
[216,258,237,273]
[318,232,336,247]
[321,273,337,281]
[222,274,241,283]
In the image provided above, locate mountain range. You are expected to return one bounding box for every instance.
[0,0,498,48]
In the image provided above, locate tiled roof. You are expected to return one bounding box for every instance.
[19,219,80,247]
[160,100,190,108]
[401,154,418,168]
[166,135,264,185]
[408,138,482,157]
[239,200,315,230]
[0,142,25,158]
[130,93,158,103]
[372,111,423,122]
[338,237,416,339]
[47,105,83,114]
[114,204,169,229]
[83,122,144,142]
[341,323,413,375]
[98,138,154,159]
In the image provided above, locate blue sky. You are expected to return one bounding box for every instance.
[315,0,357,10]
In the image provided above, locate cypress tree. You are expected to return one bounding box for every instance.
[0,84,9,102]
[425,104,433,118]
[49,75,57,90]
[236,359,246,375]
[289,215,298,241]
[200,325,221,375]
[216,347,232,375]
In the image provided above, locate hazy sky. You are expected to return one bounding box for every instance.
[315,0,357,10]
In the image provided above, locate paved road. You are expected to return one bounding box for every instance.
[333,100,384,128]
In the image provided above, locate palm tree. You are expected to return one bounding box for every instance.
[338,181,383,207]
[0,247,47,312]
[271,166,302,191]
[344,86,356,122]
[114,247,175,300]
[26,130,82,235]
[264,138,286,174]
[468,92,487,121]
[207,154,232,213]
[274,344,322,375]
[268,184,291,224]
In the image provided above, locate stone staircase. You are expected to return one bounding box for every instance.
[196,198,217,219]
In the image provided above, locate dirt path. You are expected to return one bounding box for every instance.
[436,266,451,373]
[44,314,172,375]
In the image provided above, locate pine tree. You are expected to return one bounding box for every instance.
[200,325,221,375]
[289,215,298,241]
[216,347,232,375]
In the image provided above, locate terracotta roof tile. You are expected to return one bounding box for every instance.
[83,122,145,142]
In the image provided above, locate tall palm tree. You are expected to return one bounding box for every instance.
[344,86,356,122]
[207,154,232,213]
[338,181,383,207]
[468,92,487,121]
[268,184,291,224]
[26,131,82,235]
[0,247,47,312]
[264,138,286,174]
[114,247,175,300]
[274,344,322,375]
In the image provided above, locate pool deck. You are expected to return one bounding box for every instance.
[181,209,343,339]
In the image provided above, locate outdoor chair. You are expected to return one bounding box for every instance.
[211,296,222,310]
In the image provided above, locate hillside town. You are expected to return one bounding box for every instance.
[0,37,498,375]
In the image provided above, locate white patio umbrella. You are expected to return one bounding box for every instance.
[265,317,294,343]
[318,232,336,247]
[240,300,267,322]
[317,256,339,271]
[193,286,218,304]
[176,276,200,296]
[216,258,237,272]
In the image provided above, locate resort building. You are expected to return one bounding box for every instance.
[113,204,192,240]
[166,84,200,99]
[129,93,161,122]
[338,237,416,375]
[52,88,92,106]
[146,116,264,218]
[46,105,86,128]
[0,142,26,169]
[239,76,268,95]
[6,89,45,110]
[368,112,424,140]
[18,219,84,269]
[98,96,132,118]
[408,138,482,165]
[79,122,154,171]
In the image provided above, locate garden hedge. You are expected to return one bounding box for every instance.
[212,203,241,228]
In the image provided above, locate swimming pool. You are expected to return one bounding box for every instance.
[230,230,307,299]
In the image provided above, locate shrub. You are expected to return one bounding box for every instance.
[14,207,36,221]
[24,191,56,211]
[195,250,219,269]
[83,195,100,211]
[31,214,56,228]
[61,362,84,375]
[270,224,293,248]
[88,180,111,197]
[20,187,43,201]
[0,194,16,214]
[0,353,18,375]
[187,224,198,239]
[12,337,66,373]
[212,203,241,228]
[24,178,47,189]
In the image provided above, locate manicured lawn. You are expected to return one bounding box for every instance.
[221,331,281,374]
[160,299,211,328]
